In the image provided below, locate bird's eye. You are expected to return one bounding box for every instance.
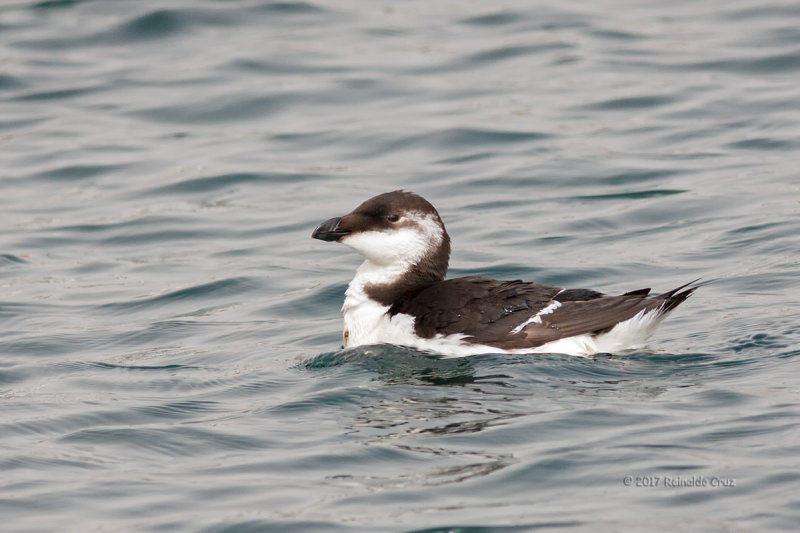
[387,214,400,223]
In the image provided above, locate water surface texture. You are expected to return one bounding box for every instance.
[2,0,800,531]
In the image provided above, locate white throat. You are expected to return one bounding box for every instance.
[340,212,443,268]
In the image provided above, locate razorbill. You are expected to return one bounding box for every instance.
[312,190,696,357]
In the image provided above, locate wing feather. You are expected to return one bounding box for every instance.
[391,277,697,351]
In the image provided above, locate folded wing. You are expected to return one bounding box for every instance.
[391,277,696,350]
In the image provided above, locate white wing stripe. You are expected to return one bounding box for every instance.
[510,300,562,334]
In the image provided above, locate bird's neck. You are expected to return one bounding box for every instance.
[347,234,450,308]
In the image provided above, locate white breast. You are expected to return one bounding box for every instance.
[340,258,478,352]
[341,283,391,347]
[341,289,492,355]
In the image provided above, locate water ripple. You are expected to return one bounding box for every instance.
[142,171,321,196]
[580,95,676,111]
[690,51,800,74]
[96,277,258,314]
[2,0,800,530]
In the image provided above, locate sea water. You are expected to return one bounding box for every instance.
[1,1,799,531]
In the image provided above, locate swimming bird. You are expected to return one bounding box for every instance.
[312,190,696,357]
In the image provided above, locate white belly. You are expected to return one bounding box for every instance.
[341,286,484,354]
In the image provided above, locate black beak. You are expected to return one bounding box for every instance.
[312,216,349,242]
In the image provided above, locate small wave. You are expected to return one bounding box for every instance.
[96,277,257,315]
[255,1,328,15]
[413,42,573,74]
[32,163,128,181]
[460,11,525,27]
[12,85,105,102]
[0,253,29,264]
[60,426,268,456]
[31,0,85,9]
[574,189,688,201]
[132,93,302,124]
[141,171,320,197]
[578,95,676,111]
[726,137,797,150]
[0,74,28,91]
[688,51,800,75]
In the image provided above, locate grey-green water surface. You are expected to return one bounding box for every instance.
[1,1,799,531]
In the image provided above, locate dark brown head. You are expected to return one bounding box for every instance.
[312,190,451,284]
